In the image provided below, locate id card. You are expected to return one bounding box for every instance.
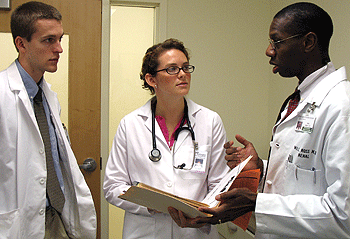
[192,151,208,174]
[295,115,315,133]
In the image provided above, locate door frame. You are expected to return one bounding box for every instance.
[100,0,167,237]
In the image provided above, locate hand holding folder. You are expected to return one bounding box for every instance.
[118,155,257,228]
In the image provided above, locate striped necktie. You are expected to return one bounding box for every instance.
[34,87,65,214]
[276,89,301,123]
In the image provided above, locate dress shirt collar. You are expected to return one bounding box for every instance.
[15,59,44,102]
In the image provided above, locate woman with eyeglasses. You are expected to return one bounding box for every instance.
[103,38,229,239]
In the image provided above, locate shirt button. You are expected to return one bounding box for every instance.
[39,148,44,154]
[39,209,45,215]
[39,178,46,185]
[166,182,172,187]
[266,180,272,186]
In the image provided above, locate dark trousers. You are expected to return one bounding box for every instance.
[45,206,70,239]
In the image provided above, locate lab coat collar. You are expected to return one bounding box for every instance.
[298,62,335,96]
[7,61,57,136]
[305,66,347,107]
[7,62,38,131]
[139,98,153,131]
[140,99,169,150]
[41,80,59,117]
[139,97,201,150]
[275,65,347,127]
[186,98,200,128]
[8,61,25,92]
[139,97,200,125]
[172,98,200,154]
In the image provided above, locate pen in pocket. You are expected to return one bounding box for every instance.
[312,167,316,184]
[295,165,299,180]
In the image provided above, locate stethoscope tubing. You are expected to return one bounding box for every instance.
[149,97,196,167]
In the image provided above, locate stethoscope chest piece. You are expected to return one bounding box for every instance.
[149,148,161,162]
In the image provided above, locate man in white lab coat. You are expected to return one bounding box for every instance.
[171,2,350,238]
[0,2,96,238]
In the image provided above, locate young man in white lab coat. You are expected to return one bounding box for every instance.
[171,2,350,238]
[0,2,96,238]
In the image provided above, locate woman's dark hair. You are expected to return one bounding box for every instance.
[140,38,190,94]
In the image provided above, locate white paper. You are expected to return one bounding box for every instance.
[202,155,253,208]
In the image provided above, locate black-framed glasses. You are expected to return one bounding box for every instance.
[268,34,303,50]
[155,65,195,75]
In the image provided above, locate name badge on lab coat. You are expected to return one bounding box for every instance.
[192,150,208,174]
[295,115,315,133]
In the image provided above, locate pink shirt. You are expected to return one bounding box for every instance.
[155,115,184,149]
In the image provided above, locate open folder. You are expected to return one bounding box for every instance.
[118,155,253,219]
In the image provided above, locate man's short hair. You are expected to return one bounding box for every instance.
[274,2,333,55]
[10,1,62,47]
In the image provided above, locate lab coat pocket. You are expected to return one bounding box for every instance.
[177,145,210,180]
[123,212,156,238]
[285,162,321,195]
[0,209,20,239]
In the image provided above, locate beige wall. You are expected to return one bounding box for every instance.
[166,0,272,159]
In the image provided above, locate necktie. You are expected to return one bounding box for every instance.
[34,87,65,214]
[276,90,300,123]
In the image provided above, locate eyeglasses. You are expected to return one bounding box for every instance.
[155,65,195,75]
[268,34,303,50]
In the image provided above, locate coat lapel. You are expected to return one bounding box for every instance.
[7,62,40,133]
[173,98,199,154]
[141,99,168,148]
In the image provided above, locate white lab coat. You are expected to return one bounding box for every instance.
[255,66,350,238]
[0,62,97,239]
[104,98,229,239]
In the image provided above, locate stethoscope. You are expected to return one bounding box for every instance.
[149,98,198,170]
